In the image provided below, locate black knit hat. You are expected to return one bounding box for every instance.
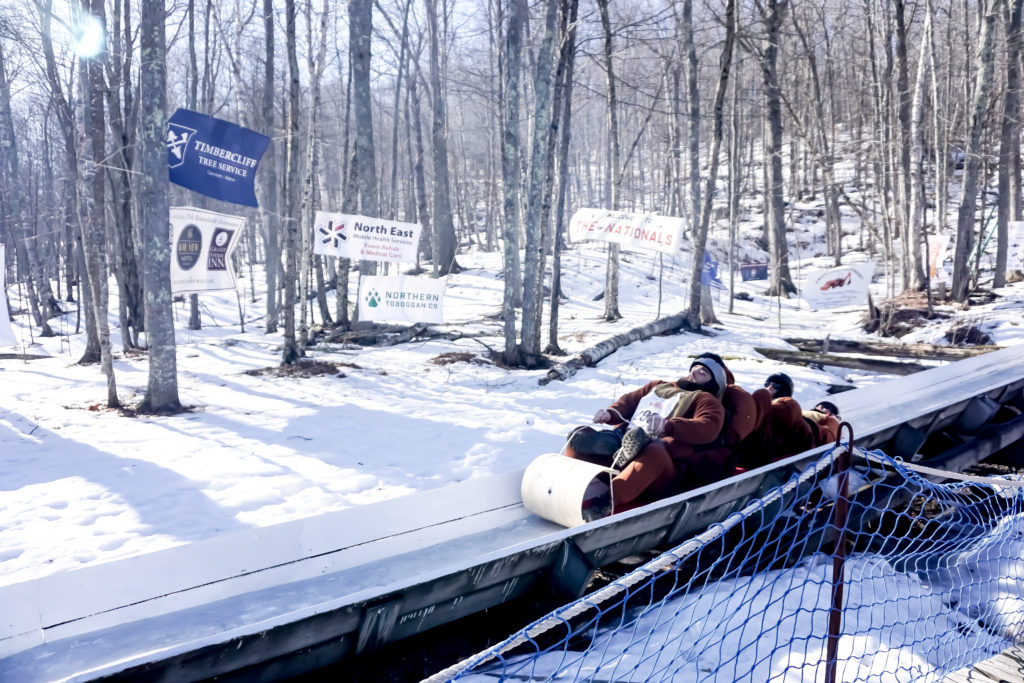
[815,401,840,417]
[690,357,726,400]
[764,372,794,398]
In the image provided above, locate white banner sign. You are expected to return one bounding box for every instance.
[800,262,875,310]
[926,233,950,282]
[1009,221,1024,273]
[169,206,245,294]
[0,245,16,346]
[313,211,422,263]
[568,208,684,255]
[358,275,445,323]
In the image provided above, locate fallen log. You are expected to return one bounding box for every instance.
[540,312,688,385]
[784,337,999,361]
[0,353,49,361]
[754,347,929,375]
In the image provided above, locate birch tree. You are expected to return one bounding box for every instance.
[79,0,118,406]
[952,0,1004,301]
[686,0,736,330]
[281,0,302,363]
[996,0,1024,288]
[261,0,281,334]
[520,0,559,367]
[546,0,579,355]
[597,0,621,321]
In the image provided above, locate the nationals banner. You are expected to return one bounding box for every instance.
[169,207,245,294]
[357,275,445,323]
[313,211,422,263]
[568,208,685,255]
[0,245,16,346]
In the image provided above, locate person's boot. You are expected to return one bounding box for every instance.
[612,427,650,470]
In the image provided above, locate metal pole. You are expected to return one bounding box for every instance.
[825,422,854,683]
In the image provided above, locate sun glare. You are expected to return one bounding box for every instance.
[72,13,105,58]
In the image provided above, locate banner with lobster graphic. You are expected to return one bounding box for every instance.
[800,262,875,310]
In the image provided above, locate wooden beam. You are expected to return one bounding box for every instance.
[784,337,999,361]
[754,347,929,375]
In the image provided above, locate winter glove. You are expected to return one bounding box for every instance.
[593,408,612,424]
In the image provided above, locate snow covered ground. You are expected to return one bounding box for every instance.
[2,238,1024,597]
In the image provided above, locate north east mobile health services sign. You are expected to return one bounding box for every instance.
[170,207,245,294]
[313,211,422,264]
[358,275,445,324]
[569,208,685,255]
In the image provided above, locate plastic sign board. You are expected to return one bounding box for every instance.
[800,262,875,310]
[926,234,950,282]
[1009,221,1024,273]
[167,108,269,207]
[358,275,445,323]
[568,208,684,255]
[169,207,245,294]
[313,211,422,264]
[701,252,724,289]
[0,245,15,346]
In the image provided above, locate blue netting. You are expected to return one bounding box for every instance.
[433,446,1024,682]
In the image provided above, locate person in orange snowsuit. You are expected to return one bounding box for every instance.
[564,357,727,512]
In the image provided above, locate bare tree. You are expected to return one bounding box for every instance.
[597,0,621,321]
[281,0,302,363]
[500,0,526,364]
[138,0,181,414]
[686,0,736,330]
[952,0,1004,301]
[79,0,118,406]
[546,0,580,356]
[756,0,795,297]
[424,0,460,275]
[519,0,559,367]
[261,0,281,334]
[996,0,1024,288]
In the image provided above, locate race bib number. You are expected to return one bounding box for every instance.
[629,391,681,430]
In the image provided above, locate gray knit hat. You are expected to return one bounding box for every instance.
[691,357,726,400]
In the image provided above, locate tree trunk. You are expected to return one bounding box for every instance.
[894,0,914,290]
[425,0,460,276]
[106,0,144,350]
[519,0,559,367]
[996,0,1024,288]
[80,0,118,407]
[299,0,331,353]
[597,0,621,321]
[546,0,579,356]
[500,0,526,364]
[761,0,794,297]
[686,0,735,330]
[952,0,1003,301]
[262,0,281,334]
[138,0,181,414]
[281,0,302,363]
[353,0,378,295]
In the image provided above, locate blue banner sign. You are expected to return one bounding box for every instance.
[701,251,724,288]
[167,108,269,207]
